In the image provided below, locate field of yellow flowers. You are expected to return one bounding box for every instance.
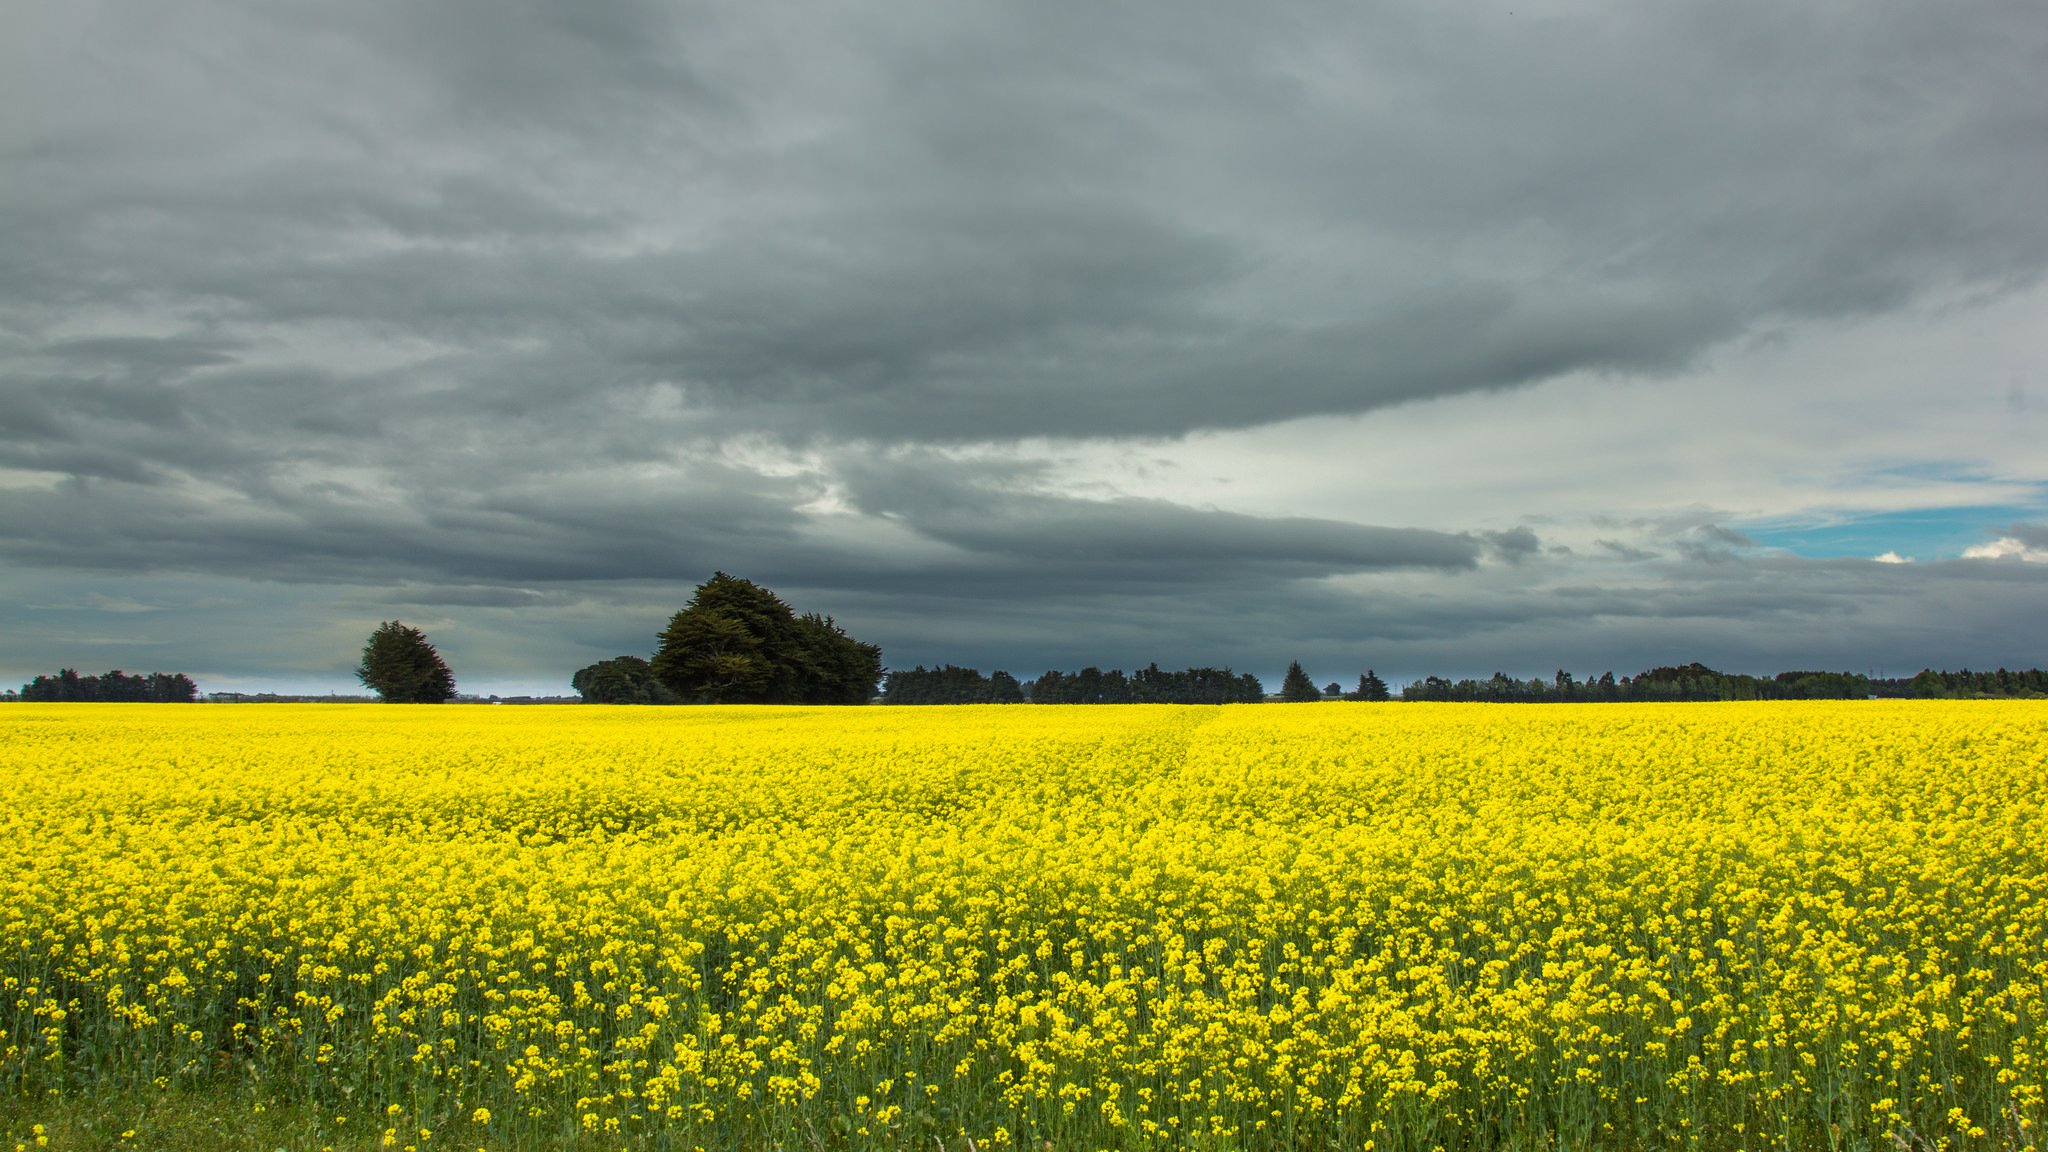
[3,702,2044,1151]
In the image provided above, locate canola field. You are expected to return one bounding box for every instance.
[2,702,2045,1151]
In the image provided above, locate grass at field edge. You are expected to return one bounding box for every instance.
[0,1084,632,1152]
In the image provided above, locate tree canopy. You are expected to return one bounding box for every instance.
[19,669,197,702]
[571,655,678,704]
[1348,670,1392,702]
[1878,667,2048,699]
[356,621,457,703]
[652,573,882,704]
[1027,664,1263,704]
[1395,663,1887,703]
[883,665,1025,704]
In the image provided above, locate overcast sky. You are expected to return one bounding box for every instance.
[4,0,2046,696]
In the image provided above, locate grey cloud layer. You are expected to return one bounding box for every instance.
[0,448,1484,597]
[2007,522,2048,549]
[5,0,2047,686]
[7,0,2046,451]
[7,535,2044,693]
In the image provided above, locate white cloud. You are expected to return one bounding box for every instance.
[1963,538,2048,562]
[1873,551,1913,564]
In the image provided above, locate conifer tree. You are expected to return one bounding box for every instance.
[1279,660,1321,702]
[356,621,457,703]
[1352,669,1391,702]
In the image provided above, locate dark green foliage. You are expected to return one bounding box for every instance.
[989,669,1025,704]
[651,573,881,704]
[1397,663,1893,702]
[571,656,678,704]
[19,669,197,702]
[1027,664,1263,704]
[1872,667,2048,698]
[1347,670,1391,702]
[1772,669,1874,699]
[1028,667,1118,703]
[884,664,1027,704]
[1628,662,1771,700]
[786,612,885,704]
[355,621,456,703]
[1279,661,1321,702]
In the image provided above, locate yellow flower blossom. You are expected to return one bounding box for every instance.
[1,701,2042,1150]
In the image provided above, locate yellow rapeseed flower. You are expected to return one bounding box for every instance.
[1,701,2041,1150]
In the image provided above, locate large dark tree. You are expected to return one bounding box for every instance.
[652,573,881,704]
[356,621,457,703]
[571,656,678,704]
[1279,661,1321,702]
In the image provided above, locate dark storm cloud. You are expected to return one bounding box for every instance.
[832,453,1480,578]
[823,545,2048,685]
[7,0,2046,448]
[918,500,1476,573]
[0,443,1473,606]
[7,501,2048,693]
[0,462,823,585]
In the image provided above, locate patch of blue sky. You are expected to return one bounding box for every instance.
[1740,502,2045,561]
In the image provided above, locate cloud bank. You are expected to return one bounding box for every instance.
[3,0,2046,691]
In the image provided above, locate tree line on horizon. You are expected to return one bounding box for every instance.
[565,579,2041,704]
[1398,664,1869,703]
[11,575,2047,703]
[881,664,1025,704]
[1884,666,2048,698]
[16,669,198,703]
[1397,663,2048,702]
